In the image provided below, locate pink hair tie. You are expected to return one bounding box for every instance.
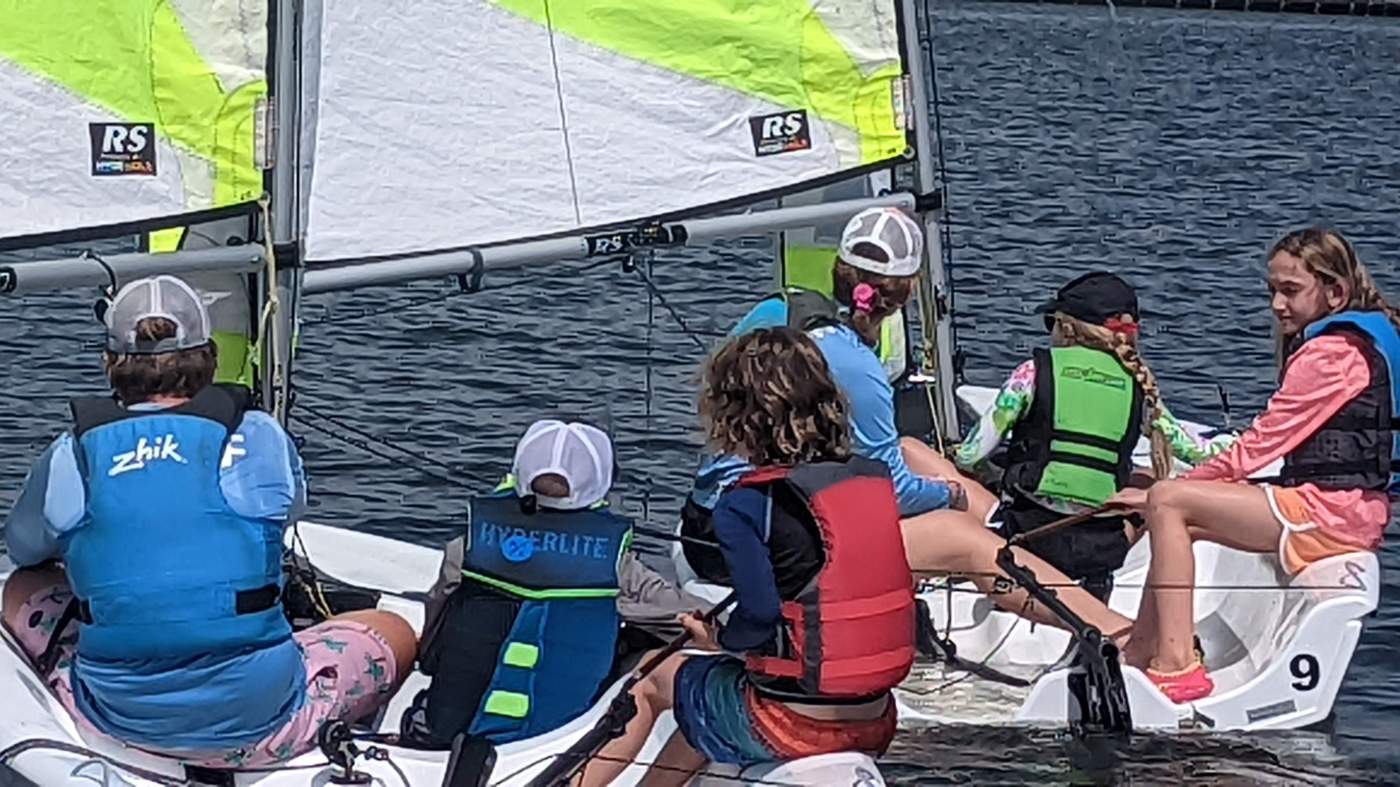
[853,282,877,314]
[1104,317,1139,337]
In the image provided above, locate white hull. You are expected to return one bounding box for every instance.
[675,385,1381,732]
[0,525,883,786]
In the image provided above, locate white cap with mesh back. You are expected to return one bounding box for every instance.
[837,207,925,278]
[105,275,213,355]
[511,420,614,510]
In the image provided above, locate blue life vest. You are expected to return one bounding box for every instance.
[1282,310,1400,495]
[65,386,290,661]
[462,493,631,743]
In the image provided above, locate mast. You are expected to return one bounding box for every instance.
[264,0,303,424]
[900,0,960,439]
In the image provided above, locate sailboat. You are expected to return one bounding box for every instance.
[0,0,1382,784]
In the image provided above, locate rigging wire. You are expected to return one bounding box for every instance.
[640,252,657,526]
[295,397,470,480]
[631,259,716,352]
[921,0,957,340]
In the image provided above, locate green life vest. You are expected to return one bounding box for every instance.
[1004,346,1144,506]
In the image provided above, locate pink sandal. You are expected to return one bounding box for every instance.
[1146,660,1214,703]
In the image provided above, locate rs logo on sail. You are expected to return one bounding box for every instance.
[88,122,157,177]
[109,434,187,477]
[749,109,812,157]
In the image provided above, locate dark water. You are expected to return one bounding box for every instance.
[3,2,1399,783]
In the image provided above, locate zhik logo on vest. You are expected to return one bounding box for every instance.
[109,434,187,477]
[749,110,812,157]
[89,123,157,177]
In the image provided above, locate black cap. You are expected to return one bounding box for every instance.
[1034,272,1138,330]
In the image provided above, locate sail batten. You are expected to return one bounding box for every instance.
[301,0,910,264]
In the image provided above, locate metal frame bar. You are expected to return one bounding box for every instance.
[263,0,303,423]
[0,247,266,297]
[301,193,917,295]
[899,0,961,436]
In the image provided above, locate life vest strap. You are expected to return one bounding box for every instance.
[814,588,913,621]
[76,583,280,624]
[818,646,918,680]
[1049,428,1124,454]
[1045,450,1120,476]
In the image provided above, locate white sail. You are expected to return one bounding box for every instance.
[0,0,268,252]
[301,0,911,263]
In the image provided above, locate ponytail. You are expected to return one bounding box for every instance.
[832,257,915,348]
[1053,313,1174,479]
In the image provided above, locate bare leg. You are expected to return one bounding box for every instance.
[642,731,707,787]
[1133,480,1282,673]
[578,653,689,787]
[328,609,418,688]
[900,510,1132,639]
[900,437,1000,523]
[2,564,69,635]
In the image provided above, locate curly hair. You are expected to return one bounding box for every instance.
[699,327,850,467]
[103,317,218,405]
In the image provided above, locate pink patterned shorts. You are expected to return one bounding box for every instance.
[14,582,398,768]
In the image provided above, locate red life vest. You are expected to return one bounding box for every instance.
[736,457,915,699]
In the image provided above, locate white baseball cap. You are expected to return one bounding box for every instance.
[104,275,213,354]
[512,420,614,510]
[837,207,924,278]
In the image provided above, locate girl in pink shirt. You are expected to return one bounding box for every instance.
[1110,228,1399,704]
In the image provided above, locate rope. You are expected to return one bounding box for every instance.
[589,754,814,786]
[257,195,285,417]
[915,574,1365,593]
[291,406,469,489]
[901,597,1032,697]
[0,740,188,786]
[491,752,811,787]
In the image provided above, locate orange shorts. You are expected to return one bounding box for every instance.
[1264,486,1368,574]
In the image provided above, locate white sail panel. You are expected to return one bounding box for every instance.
[0,1,267,250]
[302,0,908,263]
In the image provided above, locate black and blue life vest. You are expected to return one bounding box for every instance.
[65,386,289,661]
[1281,310,1400,495]
[458,493,632,743]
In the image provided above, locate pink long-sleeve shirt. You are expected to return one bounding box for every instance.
[1184,333,1390,548]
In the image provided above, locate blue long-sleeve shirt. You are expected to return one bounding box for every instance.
[711,486,784,652]
[2,406,309,752]
[691,300,951,516]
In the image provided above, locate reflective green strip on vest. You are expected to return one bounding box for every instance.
[1035,346,1135,506]
[483,690,530,719]
[503,642,540,669]
[461,569,621,601]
